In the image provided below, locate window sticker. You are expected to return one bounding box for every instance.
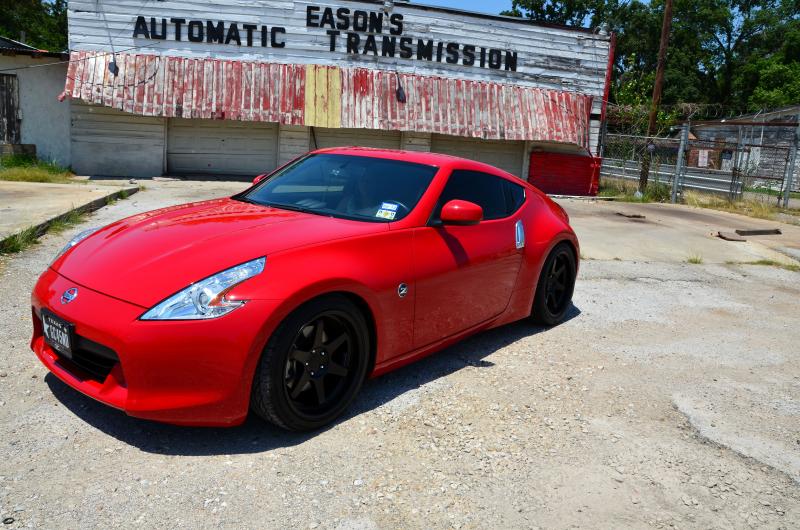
[375,209,397,220]
[380,202,399,212]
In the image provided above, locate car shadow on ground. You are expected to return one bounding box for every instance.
[45,306,581,456]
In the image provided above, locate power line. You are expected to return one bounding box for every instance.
[0,40,165,74]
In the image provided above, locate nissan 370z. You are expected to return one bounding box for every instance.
[30,148,579,431]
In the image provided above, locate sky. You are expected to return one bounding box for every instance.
[419,0,515,16]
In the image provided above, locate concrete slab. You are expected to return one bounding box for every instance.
[559,199,800,265]
[0,181,135,241]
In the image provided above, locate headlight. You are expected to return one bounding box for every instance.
[53,227,100,263]
[140,257,266,321]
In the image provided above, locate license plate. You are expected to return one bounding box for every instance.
[41,309,74,358]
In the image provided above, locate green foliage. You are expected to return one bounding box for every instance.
[598,178,672,202]
[0,155,74,183]
[0,0,67,51]
[501,0,620,27]
[502,0,800,113]
[0,226,39,254]
[0,209,87,255]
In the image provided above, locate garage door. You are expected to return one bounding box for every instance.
[431,135,525,176]
[167,119,278,176]
[312,128,401,150]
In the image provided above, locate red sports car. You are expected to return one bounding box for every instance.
[31,147,578,431]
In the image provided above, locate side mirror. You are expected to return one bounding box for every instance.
[440,200,483,226]
[253,173,268,185]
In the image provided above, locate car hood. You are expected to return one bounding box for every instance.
[54,198,386,308]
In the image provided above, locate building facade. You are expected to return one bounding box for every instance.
[0,37,70,165]
[693,107,800,192]
[63,0,613,181]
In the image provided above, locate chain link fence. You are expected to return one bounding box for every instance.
[600,127,798,206]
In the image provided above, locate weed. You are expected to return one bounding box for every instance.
[739,259,800,273]
[746,187,800,200]
[0,155,76,184]
[0,209,88,254]
[48,210,87,235]
[598,178,672,203]
[684,190,799,222]
[0,226,40,254]
[687,254,704,265]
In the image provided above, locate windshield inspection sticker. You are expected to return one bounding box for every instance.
[376,209,397,220]
[380,202,399,212]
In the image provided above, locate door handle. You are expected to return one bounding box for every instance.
[515,220,525,250]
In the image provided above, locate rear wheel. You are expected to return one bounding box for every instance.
[531,243,577,326]
[251,295,370,431]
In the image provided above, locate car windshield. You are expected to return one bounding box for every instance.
[238,154,438,222]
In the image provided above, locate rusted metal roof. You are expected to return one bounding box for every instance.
[64,51,593,148]
[0,36,67,59]
[336,66,592,144]
[64,51,306,124]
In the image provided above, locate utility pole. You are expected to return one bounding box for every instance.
[671,123,689,204]
[639,0,674,192]
[782,115,800,208]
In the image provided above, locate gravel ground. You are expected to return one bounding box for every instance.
[1,182,798,529]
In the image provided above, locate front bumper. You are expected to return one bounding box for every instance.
[31,268,281,426]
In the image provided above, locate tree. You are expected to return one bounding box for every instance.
[501,0,625,28]
[0,0,68,52]
[502,0,800,114]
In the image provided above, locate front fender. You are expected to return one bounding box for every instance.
[234,230,416,369]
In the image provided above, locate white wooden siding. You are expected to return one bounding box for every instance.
[431,134,525,176]
[311,127,401,150]
[167,118,278,175]
[278,124,311,165]
[68,0,611,102]
[71,101,165,177]
[401,131,432,152]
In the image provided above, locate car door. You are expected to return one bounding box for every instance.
[412,169,527,348]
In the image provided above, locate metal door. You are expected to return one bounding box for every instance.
[0,74,21,144]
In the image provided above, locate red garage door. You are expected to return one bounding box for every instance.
[528,152,600,196]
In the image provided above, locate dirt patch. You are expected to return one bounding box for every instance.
[1,185,798,528]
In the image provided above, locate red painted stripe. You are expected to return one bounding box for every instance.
[65,52,594,148]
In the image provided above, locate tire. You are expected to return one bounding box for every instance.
[250,294,370,431]
[531,242,577,326]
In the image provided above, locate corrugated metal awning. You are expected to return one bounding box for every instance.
[64,51,593,148]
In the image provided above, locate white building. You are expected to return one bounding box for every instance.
[10,1,614,194]
[0,36,70,165]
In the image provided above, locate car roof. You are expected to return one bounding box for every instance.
[310,146,520,180]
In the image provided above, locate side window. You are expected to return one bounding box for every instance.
[503,179,526,215]
[434,170,524,221]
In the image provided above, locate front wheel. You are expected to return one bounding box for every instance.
[531,243,577,326]
[250,295,370,431]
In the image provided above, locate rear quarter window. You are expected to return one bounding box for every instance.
[434,170,527,221]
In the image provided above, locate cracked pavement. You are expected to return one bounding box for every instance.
[0,183,798,529]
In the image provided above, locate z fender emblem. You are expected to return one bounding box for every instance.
[61,288,78,305]
[397,283,409,298]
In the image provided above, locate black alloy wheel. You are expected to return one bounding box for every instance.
[532,243,577,326]
[251,295,370,431]
[284,312,357,415]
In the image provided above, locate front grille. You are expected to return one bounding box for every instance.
[33,309,120,382]
[62,335,119,382]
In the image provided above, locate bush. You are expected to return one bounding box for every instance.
[598,177,672,203]
[0,155,74,183]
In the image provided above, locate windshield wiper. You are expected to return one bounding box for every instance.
[264,202,315,213]
[235,197,339,219]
